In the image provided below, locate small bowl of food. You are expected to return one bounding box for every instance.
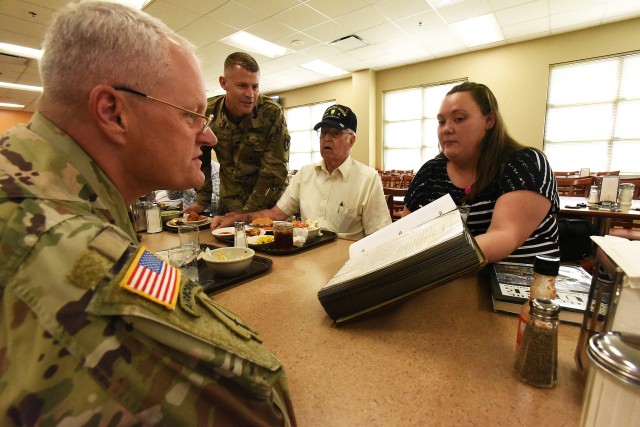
[292,220,320,239]
[201,247,255,276]
[160,210,181,223]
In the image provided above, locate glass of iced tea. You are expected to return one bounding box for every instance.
[273,221,294,250]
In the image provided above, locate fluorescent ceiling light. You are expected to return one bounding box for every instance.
[0,82,43,92]
[299,60,349,77]
[0,102,25,108]
[221,31,290,59]
[0,42,42,60]
[450,14,504,47]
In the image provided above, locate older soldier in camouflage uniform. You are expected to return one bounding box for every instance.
[184,52,290,216]
[0,2,295,426]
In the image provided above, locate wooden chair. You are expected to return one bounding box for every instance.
[556,177,593,197]
[380,174,402,188]
[607,178,640,240]
[400,174,414,188]
[595,170,620,176]
[384,194,394,219]
[554,171,579,177]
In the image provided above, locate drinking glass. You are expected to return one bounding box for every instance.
[178,224,200,251]
[168,246,199,282]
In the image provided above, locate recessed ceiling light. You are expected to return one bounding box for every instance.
[450,14,504,47]
[221,31,290,59]
[0,81,43,92]
[0,42,42,60]
[299,60,348,77]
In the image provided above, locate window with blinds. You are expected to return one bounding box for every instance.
[544,52,640,174]
[382,80,465,171]
[285,100,334,171]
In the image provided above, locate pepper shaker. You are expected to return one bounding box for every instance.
[514,298,560,388]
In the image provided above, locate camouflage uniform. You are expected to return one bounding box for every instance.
[197,94,290,214]
[0,114,296,426]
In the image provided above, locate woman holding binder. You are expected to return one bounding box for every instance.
[402,82,560,263]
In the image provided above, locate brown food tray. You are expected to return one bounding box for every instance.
[215,229,338,255]
[198,244,272,294]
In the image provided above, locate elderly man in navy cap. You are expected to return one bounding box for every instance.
[211,104,391,239]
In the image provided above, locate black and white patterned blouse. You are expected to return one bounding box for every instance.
[405,148,560,262]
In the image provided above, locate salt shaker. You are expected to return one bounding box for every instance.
[234,221,248,248]
[588,185,600,205]
[514,298,560,388]
[145,202,162,233]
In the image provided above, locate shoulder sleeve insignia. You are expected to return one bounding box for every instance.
[120,246,180,310]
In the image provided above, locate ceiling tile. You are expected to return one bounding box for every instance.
[245,18,297,41]
[333,7,388,33]
[501,17,550,40]
[306,0,369,18]
[178,16,238,47]
[144,0,202,31]
[235,0,301,16]
[373,0,433,21]
[161,0,227,15]
[394,10,446,35]
[273,31,321,52]
[435,0,494,24]
[273,3,330,31]
[357,22,406,44]
[203,1,264,30]
[303,20,350,43]
[495,0,549,26]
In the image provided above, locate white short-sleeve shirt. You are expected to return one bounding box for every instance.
[276,156,391,240]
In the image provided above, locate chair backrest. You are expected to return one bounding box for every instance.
[595,170,620,176]
[380,174,402,188]
[556,177,593,197]
[554,171,579,177]
[401,174,414,188]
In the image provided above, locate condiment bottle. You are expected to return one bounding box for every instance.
[516,255,560,352]
[618,183,634,208]
[234,221,248,248]
[514,298,560,388]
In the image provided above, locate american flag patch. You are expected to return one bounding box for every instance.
[120,247,180,310]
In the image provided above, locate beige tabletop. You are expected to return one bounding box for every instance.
[141,230,585,426]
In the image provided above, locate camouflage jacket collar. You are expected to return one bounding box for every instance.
[2,113,136,240]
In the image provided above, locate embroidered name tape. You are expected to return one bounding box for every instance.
[120,247,180,310]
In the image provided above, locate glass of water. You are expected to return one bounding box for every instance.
[168,246,199,282]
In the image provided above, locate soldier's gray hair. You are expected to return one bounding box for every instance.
[39,1,198,106]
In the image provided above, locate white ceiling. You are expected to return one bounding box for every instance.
[2,0,640,112]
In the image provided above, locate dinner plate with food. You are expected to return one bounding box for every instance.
[166,212,211,228]
[212,225,265,242]
[250,217,274,233]
[247,234,275,248]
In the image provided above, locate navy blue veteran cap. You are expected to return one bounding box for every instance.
[313,104,357,133]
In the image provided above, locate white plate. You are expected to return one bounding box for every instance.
[247,235,275,247]
[166,217,211,228]
[212,226,264,241]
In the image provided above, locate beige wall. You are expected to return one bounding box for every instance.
[0,110,34,133]
[277,16,640,169]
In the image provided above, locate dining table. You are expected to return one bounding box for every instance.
[559,196,640,235]
[140,228,586,426]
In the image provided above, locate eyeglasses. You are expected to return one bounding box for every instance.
[316,127,354,139]
[113,85,213,133]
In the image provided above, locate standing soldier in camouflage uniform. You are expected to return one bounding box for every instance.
[0,2,295,425]
[183,52,291,216]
